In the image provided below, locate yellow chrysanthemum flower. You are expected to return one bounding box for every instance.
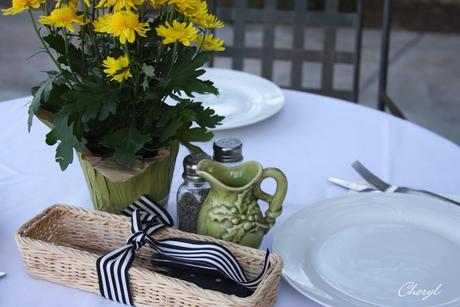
[187,0,207,17]
[169,0,204,17]
[150,0,168,8]
[156,20,197,46]
[198,33,224,52]
[96,0,144,12]
[102,55,132,82]
[55,0,91,8]
[169,0,223,29]
[39,5,87,32]
[94,11,150,44]
[192,12,224,29]
[2,0,43,16]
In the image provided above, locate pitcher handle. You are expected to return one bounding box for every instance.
[254,167,288,230]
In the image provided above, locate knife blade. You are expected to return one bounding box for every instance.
[328,177,376,192]
[0,272,6,278]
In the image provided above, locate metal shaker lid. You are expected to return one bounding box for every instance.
[213,138,243,163]
[182,152,211,181]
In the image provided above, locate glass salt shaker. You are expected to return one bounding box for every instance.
[176,153,211,233]
[212,138,244,166]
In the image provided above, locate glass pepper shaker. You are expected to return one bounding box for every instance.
[213,138,244,166]
[176,153,211,233]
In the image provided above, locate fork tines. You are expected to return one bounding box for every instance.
[351,161,391,191]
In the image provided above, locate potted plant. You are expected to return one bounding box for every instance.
[2,0,225,213]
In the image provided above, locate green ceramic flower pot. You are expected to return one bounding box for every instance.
[79,141,179,214]
[196,160,288,248]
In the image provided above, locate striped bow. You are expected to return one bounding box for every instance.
[96,196,271,306]
[96,196,172,305]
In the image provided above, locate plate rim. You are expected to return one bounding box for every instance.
[202,68,286,131]
[272,192,460,307]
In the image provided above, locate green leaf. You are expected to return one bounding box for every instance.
[28,73,60,131]
[61,79,119,123]
[100,124,151,164]
[169,49,209,78]
[180,108,196,122]
[181,141,203,154]
[160,117,183,142]
[142,78,150,91]
[186,127,213,142]
[43,34,86,75]
[143,85,164,101]
[175,79,218,97]
[43,34,67,55]
[176,100,224,129]
[160,49,219,97]
[142,64,155,77]
[195,105,224,128]
[43,83,70,113]
[141,64,156,91]
[45,111,87,170]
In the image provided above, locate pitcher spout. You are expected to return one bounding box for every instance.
[195,159,220,183]
[196,160,263,191]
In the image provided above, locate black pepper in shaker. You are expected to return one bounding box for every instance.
[176,153,211,233]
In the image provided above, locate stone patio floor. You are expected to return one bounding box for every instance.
[1,13,459,144]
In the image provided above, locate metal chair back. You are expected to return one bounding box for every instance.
[209,0,364,102]
[378,0,405,119]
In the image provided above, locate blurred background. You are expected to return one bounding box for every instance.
[1,0,459,143]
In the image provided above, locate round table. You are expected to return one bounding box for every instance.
[1,90,459,307]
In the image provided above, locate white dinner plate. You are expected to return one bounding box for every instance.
[187,68,285,130]
[273,193,460,307]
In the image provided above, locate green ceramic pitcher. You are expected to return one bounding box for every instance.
[196,160,288,248]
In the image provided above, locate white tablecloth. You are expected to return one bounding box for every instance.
[1,90,460,307]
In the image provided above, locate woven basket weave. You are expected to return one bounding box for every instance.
[16,205,283,306]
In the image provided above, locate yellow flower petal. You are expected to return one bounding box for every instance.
[96,0,144,11]
[94,11,149,44]
[149,0,168,8]
[2,0,44,15]
[39,5,86,32]
[102,55,132,82]
[192,12,224,29]
[130,31,136,42]
[170,0,206,18]
[156,20,197,46]
[198,33,225,51]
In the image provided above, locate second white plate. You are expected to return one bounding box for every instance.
[192,68,285,130]
[273,193,460,307]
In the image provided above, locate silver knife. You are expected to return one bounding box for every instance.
[0,272,6,278]
[328,177,376,192]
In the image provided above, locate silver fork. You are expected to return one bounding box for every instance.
[352,161,460,206]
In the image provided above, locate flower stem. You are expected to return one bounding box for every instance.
[137,4,144,59]
[167,42,178,78]
[166,4,174,23]
[62,29,81,83]
[195,28,207,56]
[155,44,165,70]
[124,43,139,98]
[124,43,131,60]
[80,31,88,76]
[87,26,103,63]
[28,9,63,75]
[91,0,96,20]
[44,0,49,15]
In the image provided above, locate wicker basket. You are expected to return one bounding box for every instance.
[16,205,283,306]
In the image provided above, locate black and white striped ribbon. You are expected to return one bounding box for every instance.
[96,196,271,306]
